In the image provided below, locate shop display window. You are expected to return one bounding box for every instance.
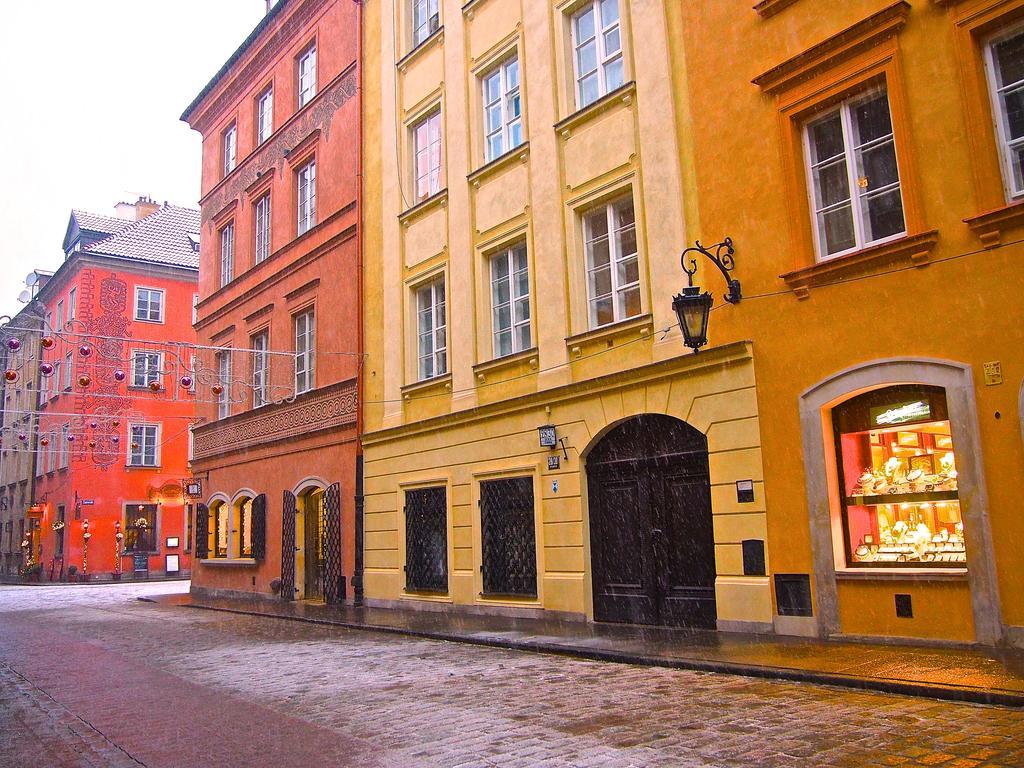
[833,385,966,568]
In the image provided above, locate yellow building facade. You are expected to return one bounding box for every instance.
[363,0,1024,646]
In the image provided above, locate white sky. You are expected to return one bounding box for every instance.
[0,0,269,317]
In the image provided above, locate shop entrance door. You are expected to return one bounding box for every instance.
[587,415,716,629]
[295,488,324,601]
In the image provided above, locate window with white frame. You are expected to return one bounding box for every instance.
[216,351,232,419]
[490,243,531,358]
[131,350,162,388]
[68,287,76,320]
[294,310,316,394]
[572,0,624,109]
[298,44,317,107]
[220,222,235,287]
[56,300,64,333]
[252,331,269,408]
[416,278,446,380]
[134,287,164,323]
[411,0,440,47]
[128,424,159,467]
[804,88,905,260]
[255,193,272,263]
[50,359,60,399]
[62,352,72,390]
[412,111,442,202]
[257,86,274,144]
[223,123,237,177]
[482,56,523,162]
[46,432,56,473]
[986,26,1024,200]
[297,160,317,235]
[192,293,200,325]
[584,194,640,328]
[38,372,48,406]
[59,424,69,469]
[35,440,43,476]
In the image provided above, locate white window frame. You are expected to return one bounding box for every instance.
[803,88,906,262]
[50,359,60,400]
[583,195,641,329]
[412,111,442,202]
[490,243,531,358]
[298,44,317,107]
[223,123,237,177]
[411,0,441,48]
[984,23,1024,200]
[128,423,160,468]
[220,222,235,286]
[252,331,269,408]
[257,86,274,144]
[62,352,72,390]
[297,160,317,235]
[134,287,164,323]
[294,310,316,395]
[56,300,64,333]
[216,350,232,420]
[416,278,447,381]
[68,288,76,321]
[45,432,55,473]
[482,55,523,163]
[571,0,624,110]
[59,423,69,470]
[255,193,272,263]
[131,350,163,388]
[192,293,200,325]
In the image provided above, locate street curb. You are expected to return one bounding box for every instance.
[163,599,1024,709]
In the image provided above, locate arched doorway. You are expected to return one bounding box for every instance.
[295,486,325,601]
[586,414,716,629]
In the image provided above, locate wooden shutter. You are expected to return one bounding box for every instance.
[251,494,267,561]
[194,503,209,559]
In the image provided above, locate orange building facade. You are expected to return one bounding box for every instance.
[30,202,200,580]
[182,0,362,603]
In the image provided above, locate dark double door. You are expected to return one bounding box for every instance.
[588,415,716,629]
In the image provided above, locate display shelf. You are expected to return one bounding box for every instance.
[845,490,959,507]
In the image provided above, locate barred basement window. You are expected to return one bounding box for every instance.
[404,487,448,592]
[479,477,537,597]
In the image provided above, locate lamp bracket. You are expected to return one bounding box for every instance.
[681,237,741,304]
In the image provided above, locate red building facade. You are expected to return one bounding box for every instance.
[32,201,200,580]
[182,0,362,602]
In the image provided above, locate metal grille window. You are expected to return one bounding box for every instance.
[490,243,531,358]
[404,487,448,592]
[416,278,446,381]
[412,111,442,202]
[252,331,269,408]
[255,193,272,264]
[480,477,537,597]
[216,351,231,419]
[223,123,237,177]
[297,160,317,235]
[125,504,157,552]
[131,350,162,388]
[986,26,1024,199]
[298,44,317,107]
[572,0,624,109]
[584,195,640,328]
[134,288,164,322]
[482,56,522,162]
[294,310,315,394]
[220,222,235,286]
[128,424,159,467]
[411,0,440,47]
[805,89,905,260]
[257,86,274,144]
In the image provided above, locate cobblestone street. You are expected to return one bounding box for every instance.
[1,583,1022,768]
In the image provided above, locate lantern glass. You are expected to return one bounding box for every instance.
[672,287,713,350]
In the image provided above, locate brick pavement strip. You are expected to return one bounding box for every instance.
[0,583,1022,768]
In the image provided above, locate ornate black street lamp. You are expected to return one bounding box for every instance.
[673,237,741,351]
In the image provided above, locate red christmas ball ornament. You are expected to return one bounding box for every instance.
[78,375,91,387]
[40,337,55,349]
[40,437,50,447]
[89,421,98,429]
[6,338,21,352]
[17,433,27,442]
[131,442,140,451]
[111,420,120,428]
[66,434,75,443]
[88,440,96,448]
[39,362,53,376]
[180,375,193,389]
[113,370,126,382]
[211,384,224,395]
[148,381,161,392]
[78,344,92,357]
[111,435,120,444]
[4,370,18,382]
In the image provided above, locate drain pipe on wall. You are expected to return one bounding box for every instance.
[352,0,366,607]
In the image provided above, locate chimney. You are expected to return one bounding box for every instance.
[114,195,161,221]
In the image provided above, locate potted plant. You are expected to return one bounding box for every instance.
[67,564,78,583]
[20,562,42,582]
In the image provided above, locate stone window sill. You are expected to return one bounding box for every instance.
[835,568,967,581]
[397,26,444,72]
[566,313,653,358]
[555,81,636,139]
[753,0,800,17]
[473,347,538,383]
[200,558,258,567]
[399,188,448,227]
[402,373,452,400]
[964,201,1024,248]
[468,143,530,187]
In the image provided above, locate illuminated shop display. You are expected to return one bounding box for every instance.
[833,386,965,568]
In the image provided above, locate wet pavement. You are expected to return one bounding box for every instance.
[170,590,1024,708]
[1,582,1022,768]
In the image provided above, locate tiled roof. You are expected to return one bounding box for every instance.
[83,205,200,270]
[71,210,134,237]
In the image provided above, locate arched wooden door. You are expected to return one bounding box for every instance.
[587,415,716,629]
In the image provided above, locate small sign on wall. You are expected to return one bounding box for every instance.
[547,456,561,470]
[133,553,149,573]
[983,361,1003,386]
[166,554,180,575]
[165,537,179,549]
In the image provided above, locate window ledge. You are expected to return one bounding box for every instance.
[401,591,452,602]
[399,189,448,227]
[779,230,939,299]
[200,558,258,567]
[468,143,530,187]
[402,373,452,399]
[565,313,654,358]
[397,27,444,71]
[473,347,539,382]
[125,465,161,471]
[964,201,1024,248]
[753,0,800,17]
[835,568,968,581]
[554,81,637,138]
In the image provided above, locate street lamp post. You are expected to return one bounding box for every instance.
[81,519,91,579]
[673,238,742,351]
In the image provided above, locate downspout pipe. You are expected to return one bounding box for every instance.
[352,0,366,607]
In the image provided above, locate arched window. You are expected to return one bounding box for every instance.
[236,496,254,559]
[209,500,229,559]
